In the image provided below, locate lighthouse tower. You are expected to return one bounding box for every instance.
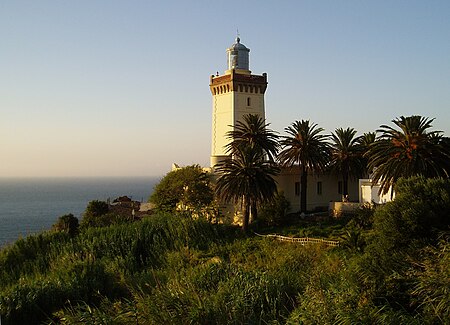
[209,37,268,167]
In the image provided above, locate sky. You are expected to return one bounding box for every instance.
[1,1,449,177]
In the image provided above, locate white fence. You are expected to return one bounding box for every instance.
[255,233,340,247]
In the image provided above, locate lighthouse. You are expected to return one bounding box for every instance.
[209,37,268,167]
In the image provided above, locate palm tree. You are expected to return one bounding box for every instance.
[367,115,450,196]
[225,114,279,161]
[358,132,376,175]
[215,147,279,232]
[215,114,280,231]
[278,120,330,213]
[358,132,376,148]
[329,127,365,198]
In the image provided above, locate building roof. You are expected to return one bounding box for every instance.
[228,37,250,52]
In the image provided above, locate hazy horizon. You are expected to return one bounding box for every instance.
[2,1,449,177]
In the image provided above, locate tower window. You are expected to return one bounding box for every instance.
[338,181,343,195]
[295,182,300,196]
[317,181,322,195]
[247,97,251,107]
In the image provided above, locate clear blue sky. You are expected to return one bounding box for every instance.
[1,1,449,177]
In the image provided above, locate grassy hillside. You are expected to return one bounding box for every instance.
[1,177,449,324]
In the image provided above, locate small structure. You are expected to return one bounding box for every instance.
[329,201,361,217]
[359,179,394,204]
[109,196,152,218]
[329,179,395,217]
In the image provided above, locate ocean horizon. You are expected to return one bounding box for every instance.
[0,176,160,248]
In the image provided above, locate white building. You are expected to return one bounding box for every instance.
[359,179,394,204]
[209,37,267,167]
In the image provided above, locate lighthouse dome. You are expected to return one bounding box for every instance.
[227,37,250,71]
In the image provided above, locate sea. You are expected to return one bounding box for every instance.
[0,177,160,248]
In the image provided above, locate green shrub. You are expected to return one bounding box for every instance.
[0,231,71,288]
[370,176,450,255]
[0,259,126,325]
[347,203,375,230]
[149,165,214,213]
[4,199,447,324]
[52,213,79,236]
[80,200,110,228]
[258,191,290,226]
[409,239,450,324]
[355,177,450,316]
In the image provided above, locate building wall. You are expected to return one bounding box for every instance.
[233,90,265,126]
[276,167,360,212]
[359,179,394,204]
[211,90,233,159]
[210,71,267,167]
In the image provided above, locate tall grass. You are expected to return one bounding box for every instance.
[0,231,71,286]
[1,205,447,324]
[0,213,238,324]
[53,238,326,325]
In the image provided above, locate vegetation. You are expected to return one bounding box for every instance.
[2,114,450,324]
[79,200,110,228]
[258,191,290,227]
[224,114,279,162]
[329,127,365,197]
[367,115,450,196]
[1,176,448,324]
[357,131,376,175]
[52,214,79,236]
[278,120,330,212]
[149,165,214,214]
[215,114,280,231]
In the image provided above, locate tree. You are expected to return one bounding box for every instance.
[370,176,450,253]
[357,132,376,175]
[215,115,280,231]
[80,200,110,228]
[225,114,279,161]
[358,132,376,150]
[215,146,279,232]
[149,165,214,213]
[52,213,79,236]
[278,120,330,213]
[258,192,290,226]
[329,127,365,197]
[366,115,450,195]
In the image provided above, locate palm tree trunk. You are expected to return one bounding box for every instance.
[343,171,349,197]
[250,201,257,224]
[300,165,307,213]
[242,196,250,232]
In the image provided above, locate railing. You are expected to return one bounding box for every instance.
[255,233,340,247]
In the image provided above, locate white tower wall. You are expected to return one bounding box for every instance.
[210,38,267,168]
